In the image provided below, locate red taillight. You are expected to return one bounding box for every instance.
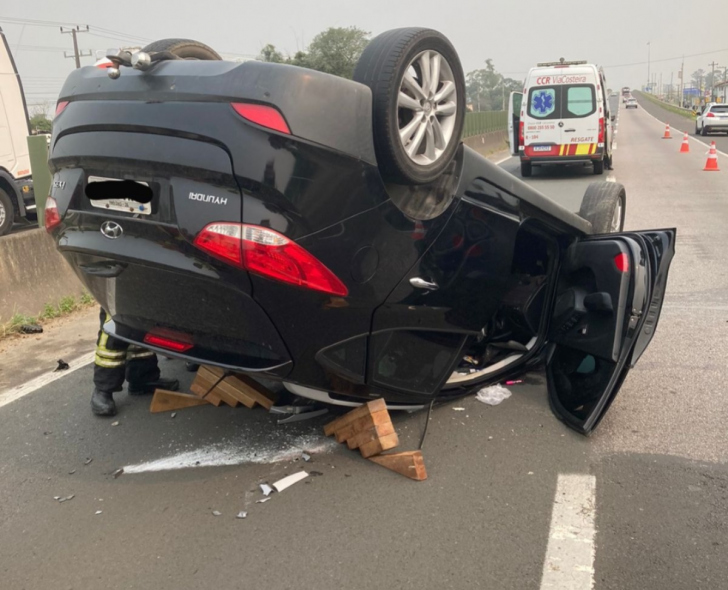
[144,329,193,353]
[194,223,348,296]
[614,252,630,273]
[598,117,605,143]
[55,101,69,117]
[519,121,524,145]
[231,103,291,134]
[706,112,715,118]
[44,196,61,232]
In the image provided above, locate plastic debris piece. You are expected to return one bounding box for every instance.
[68,470,76,475]
[111,421,120,427]
[84,458,93,466]
[20,324,43,334]
[301,452,311,462]
[212,510,222,516]
[112,468,124,479]
[236,511,248,519]
[95,510,103,515]
[259,483,273,496]
[53,496,61,500]
[256,498,271,504]
[171,412,177,419]
[528,472,534,475]
[505,380,523,386]
[310,471,323,477]
[58,495,75,503]
[475,384,512,406]
[54,359,70,372]
[272,471,309,492]
[453,407,465,411]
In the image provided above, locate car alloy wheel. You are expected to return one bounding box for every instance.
[0,200,6,228]
[397,49,459,166]
[611,196,623,232]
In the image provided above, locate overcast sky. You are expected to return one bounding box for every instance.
[3,0,727,110]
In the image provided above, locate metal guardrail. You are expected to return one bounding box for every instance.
[463,111,508,138]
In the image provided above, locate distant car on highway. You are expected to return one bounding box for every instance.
[625,98,638,109]
[695,103,728,136]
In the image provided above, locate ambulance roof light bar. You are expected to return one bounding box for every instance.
[536,58,588,67]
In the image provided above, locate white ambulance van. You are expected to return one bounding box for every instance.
[508,59,614,178]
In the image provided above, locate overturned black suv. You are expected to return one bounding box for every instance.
[47,29,674,434]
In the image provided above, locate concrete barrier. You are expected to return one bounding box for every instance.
[463,129,508,157]
[0,229,85,323]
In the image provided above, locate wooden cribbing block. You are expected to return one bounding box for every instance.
[369,451,428,481]
[150,390,210,413]
[196,366,277,409]
[358,432,399,459]
[324,398,387,436]
[346,422,396,450]
[191,371,240,407]
[233,374,278,410]
[335,410,392,444]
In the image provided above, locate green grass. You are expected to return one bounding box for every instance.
[635,91,696,120]
[1,292,97,340]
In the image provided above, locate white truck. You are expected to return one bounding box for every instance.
[0,27,35,236]
[507,59,614,178]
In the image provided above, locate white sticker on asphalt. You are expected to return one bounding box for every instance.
[540,474,597,590]
[0,351,96,410]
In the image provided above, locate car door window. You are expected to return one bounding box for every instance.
[565,85,596,117]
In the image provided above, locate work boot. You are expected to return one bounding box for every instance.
[91,389,117,416]
[127,377,180,396]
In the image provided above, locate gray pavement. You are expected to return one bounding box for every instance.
[1,100,727,590]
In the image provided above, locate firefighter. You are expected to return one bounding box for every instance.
[91,309,179,416]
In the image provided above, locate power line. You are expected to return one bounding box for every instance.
[60,25,91,68]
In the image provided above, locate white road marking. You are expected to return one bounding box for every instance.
[123,439,337,473]
[540,474,597,590]
[606,175,616,183]
[492,154,514,166]
[612,142,618,150]
[638,101,728,158]
[0,351,96,410]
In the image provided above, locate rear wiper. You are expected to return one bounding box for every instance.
[103,48,181,79]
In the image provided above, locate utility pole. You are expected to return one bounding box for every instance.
[679,56,684,107]
[708,61,719,101]
[670,72,673,103]
[60,25,91,69]
[646,41,651,91]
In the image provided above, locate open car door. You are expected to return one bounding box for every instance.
[507,91,522,157]
[547,229,675,434]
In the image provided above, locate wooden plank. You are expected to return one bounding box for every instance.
[334,410,392,443]
[191,369,241,408]
[190,378,223,407]
[346,422,396,450]
[214,379,256,409]
[150,390,211,413]
[358,432,399,459]
[369,451,428,481]
[323,398,387,436]
[231,374,278,410]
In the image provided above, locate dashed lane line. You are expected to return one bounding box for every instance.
[0,352,95,410]
[540,473,597,590]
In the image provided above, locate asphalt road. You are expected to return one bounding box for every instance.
[1,101,727,590]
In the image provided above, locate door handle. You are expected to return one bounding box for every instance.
[564,128,576,133]
[409,277,439,291]
[79,262,127,278]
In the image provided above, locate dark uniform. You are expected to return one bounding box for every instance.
[91,309,179,416]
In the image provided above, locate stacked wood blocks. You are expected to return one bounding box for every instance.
[150,365,276,413]
[324,399,427,481]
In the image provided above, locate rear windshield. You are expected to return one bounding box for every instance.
[528,84,596,120]
[709,105,728,113]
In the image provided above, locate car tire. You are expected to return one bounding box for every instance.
[520,160,532,177]
[353,28,466,185]
[701,125,708,136]
[578,181,626,234]
[0,188,15,236]
[593,158,605,175]
[140,39,221,60]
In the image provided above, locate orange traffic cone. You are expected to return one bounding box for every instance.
[704,142,720,172]
[662,123,672,139]
[680,133,690,153]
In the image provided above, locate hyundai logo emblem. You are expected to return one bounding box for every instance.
[100,220,123,239]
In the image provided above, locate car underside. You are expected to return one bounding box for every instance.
[47,29,675,434]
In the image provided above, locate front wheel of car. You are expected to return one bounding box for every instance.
[354,28,466,185]
[701,125,708,136]
[593,158,605,175]
[578,181,626,234]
